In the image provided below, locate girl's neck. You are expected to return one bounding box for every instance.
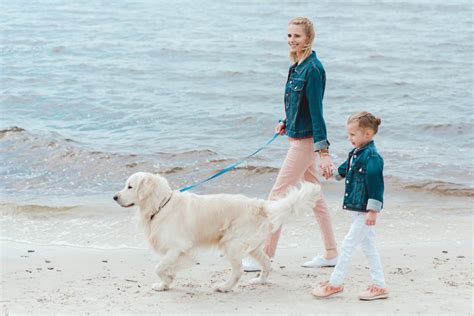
[355,140,373,150]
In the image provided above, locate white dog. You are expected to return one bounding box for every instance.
[114,172,320,292]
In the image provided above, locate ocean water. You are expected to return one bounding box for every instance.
[1,0,473,248]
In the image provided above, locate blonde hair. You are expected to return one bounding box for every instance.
[347,111,382,134]
[288,17,315,64]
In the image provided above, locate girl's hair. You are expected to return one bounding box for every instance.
[288,17,315,64]
[347,111,382,134]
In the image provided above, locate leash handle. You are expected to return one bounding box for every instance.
[179,133,280,192]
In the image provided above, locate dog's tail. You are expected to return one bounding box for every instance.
[267,182,321,232]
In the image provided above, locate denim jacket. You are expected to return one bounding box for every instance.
[335,141,384,212]
[284,51,329,151]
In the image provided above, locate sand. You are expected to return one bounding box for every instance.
[1,190,473,315]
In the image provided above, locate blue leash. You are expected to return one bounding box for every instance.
[179,133,280,192]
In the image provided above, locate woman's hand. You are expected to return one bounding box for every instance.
[275,122,286,135]
[319,155,333,179]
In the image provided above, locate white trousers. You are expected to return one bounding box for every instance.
[330,212,386,287]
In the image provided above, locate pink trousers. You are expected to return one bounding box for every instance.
[264,137,337,258]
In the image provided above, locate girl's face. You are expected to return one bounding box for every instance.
[288,24,308,54]
[347,122,374,149]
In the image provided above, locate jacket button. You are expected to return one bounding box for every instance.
[354,155,357,158]
[345,193,348,196]
[343,205,347,209]
[290,81,292,84]
[346,180,349,184]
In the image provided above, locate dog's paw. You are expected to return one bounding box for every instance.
[248,277,266,285]
[151,282,169,291]
[213,283,231,293]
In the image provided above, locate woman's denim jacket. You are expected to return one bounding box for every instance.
[284,51,329,151]
[335,141,384,212]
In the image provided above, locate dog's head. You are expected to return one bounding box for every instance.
[113,172,171,211]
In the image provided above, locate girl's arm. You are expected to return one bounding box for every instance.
[334,159,349,180]
[365,156,384,212]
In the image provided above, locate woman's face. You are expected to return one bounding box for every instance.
[288,24,308,54]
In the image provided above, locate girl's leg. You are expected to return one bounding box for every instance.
[329,213,369,286]
[360,227,386,288]
[303,162,338,258]
[263,139,316,258]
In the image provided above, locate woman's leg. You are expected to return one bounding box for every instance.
[263,138,317,258]
[303,162,338,259]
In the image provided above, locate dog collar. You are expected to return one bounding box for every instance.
[150,191,174,221]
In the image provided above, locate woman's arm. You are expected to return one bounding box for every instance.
[305,67,329,151]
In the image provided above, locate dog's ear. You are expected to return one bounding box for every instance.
[137,174,155,203]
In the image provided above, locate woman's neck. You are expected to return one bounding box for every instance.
[296,52,305,64]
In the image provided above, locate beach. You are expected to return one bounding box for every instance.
[1,0,473,314]
[2,187,472,315]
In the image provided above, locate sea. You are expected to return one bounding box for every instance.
[1,0,472,250]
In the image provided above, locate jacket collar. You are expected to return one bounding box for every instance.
[291,51,316,75]
[351,140,375,155]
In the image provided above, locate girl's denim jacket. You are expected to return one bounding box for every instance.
[335,141,384,212]
[284,51,329,151]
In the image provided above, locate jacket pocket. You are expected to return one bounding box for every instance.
[286,78,305,108]
[353,164,368,206]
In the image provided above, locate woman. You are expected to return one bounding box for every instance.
[243,17,339,271]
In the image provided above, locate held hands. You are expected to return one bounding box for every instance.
[320,156,334,180]
[365,211,378,225]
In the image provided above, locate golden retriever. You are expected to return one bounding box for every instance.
[114,172,319,292]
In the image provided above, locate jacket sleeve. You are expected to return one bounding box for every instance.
[335,159,349,180]
[365,156,384,212]
[305,67,329,151]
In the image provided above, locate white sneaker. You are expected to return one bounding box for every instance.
[302,255,338,268]
[242,258,262,272]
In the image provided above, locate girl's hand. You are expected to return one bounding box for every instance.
[275,122,286,135]
[365,211,377,225]
[319,155,333,179]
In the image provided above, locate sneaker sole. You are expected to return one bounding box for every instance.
[312,288,344,298]
[301,264,336,268]
[359,294,389,301]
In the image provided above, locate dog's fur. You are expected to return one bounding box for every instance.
[114,172,320,292]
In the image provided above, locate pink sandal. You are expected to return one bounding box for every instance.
[358,284,389,300]
[312,281,344,298]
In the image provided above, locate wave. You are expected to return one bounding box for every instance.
[2,126,472,199]
[0,127,276,198]
[170,149,219,157]
[417,123,473,135]
[0,126,25,137]
[403,181,474,197]
[234,165,279,174]
[0,202,78,217]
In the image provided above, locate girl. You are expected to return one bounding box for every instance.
[312,111,389,300]
[243,17,338,271]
